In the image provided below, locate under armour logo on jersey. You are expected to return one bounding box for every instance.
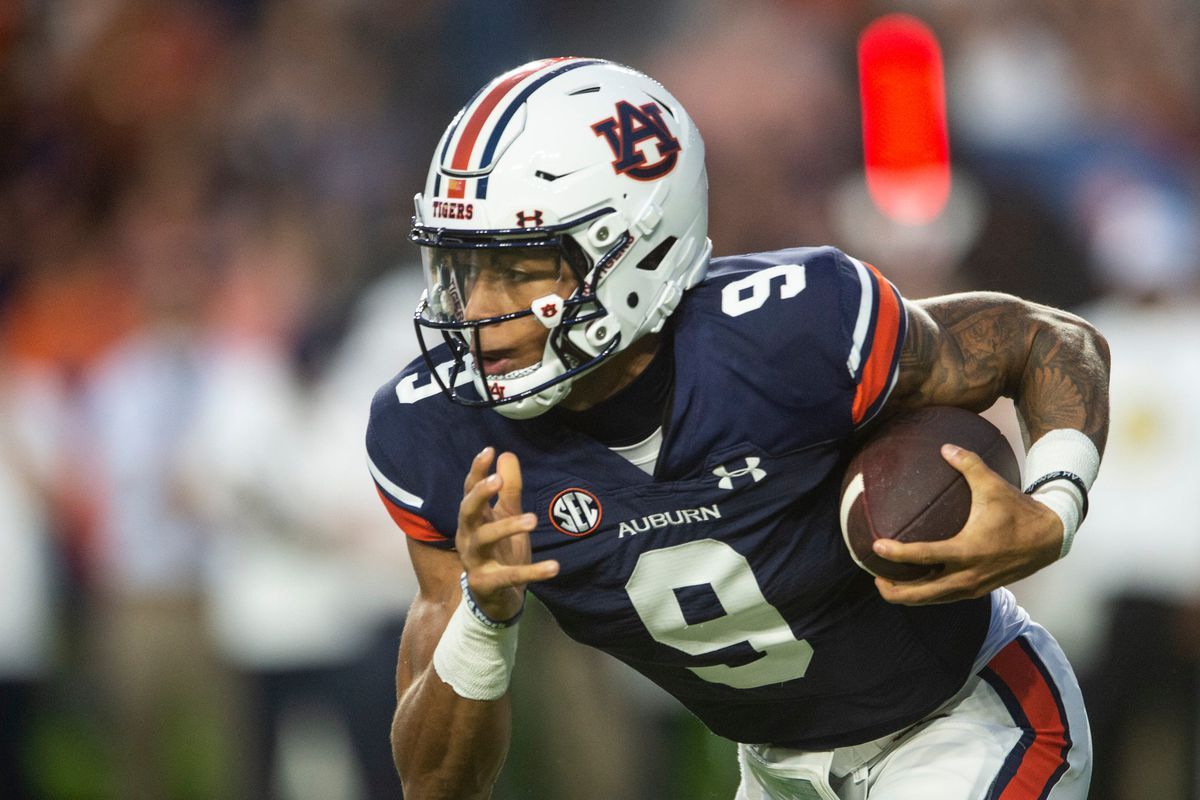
[550,488,603,536]
[713,458,767,490]
[515,209,543,227]
[591,101,681,181]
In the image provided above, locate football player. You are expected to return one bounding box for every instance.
[366,58,1109,799]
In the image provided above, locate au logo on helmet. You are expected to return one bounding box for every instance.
[591,101,681,181]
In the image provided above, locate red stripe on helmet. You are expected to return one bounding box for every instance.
[449,57,574,174]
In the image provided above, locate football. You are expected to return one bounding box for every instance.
[840,406,1021,581]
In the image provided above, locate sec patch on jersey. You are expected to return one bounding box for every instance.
[840,406,1020,581]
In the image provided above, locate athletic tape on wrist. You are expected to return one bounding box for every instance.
[432,594,519,701]
[1021,429,1100,559]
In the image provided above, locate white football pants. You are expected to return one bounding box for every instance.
[736,623,1091,800]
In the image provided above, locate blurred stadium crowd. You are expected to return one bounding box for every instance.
[0,0,1197,798]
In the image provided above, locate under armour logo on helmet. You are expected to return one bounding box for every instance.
[488,382,506,399]
[516,209,544,228]
[712,457,766,490]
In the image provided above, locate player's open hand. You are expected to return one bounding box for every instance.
[871,444,1064,606]
[457,447,559,620]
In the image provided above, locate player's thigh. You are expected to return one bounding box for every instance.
[869,626,1091,800]
[866,715,1020,800]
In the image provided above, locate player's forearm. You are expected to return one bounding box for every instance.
[1013,309,1110,452]
[902,294,1110,450]
[392,670,512,800]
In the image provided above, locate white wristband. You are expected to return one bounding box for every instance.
[1022,429,1100,560]
[432,595,519,701]
[1027,484,1083,560]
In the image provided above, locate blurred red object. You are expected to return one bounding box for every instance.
[858,14,951,225]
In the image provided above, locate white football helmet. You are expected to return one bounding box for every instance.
[411,57,710,419]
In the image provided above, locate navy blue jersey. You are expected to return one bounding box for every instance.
[366,246,990,749]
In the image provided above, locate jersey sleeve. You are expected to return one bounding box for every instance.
[364,382,455,549]
[835,252,908,428]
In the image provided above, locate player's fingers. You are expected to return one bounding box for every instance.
[474,512,538,549]
[469,560,560,595]
[459,469,501,530]
[495,451,524,516]
[462,446,496,496]
[872,538,967,567]
[875,575,949,605]
[874,571,979,606]
[941,444,1003,493]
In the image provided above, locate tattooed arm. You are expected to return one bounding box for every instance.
[869,293,1111,605]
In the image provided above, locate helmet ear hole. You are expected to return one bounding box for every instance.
[635,236,677,272]
[560,235,592,281]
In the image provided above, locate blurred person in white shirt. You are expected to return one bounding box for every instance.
[177,223,422,799]
[0,354,67,800]
[81,189,244,800]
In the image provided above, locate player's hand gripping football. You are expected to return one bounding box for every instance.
[871,444,1064,606]
[457,447,559,620]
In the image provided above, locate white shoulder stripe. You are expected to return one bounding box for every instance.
[846,256,876,377]
[366,454,424,509]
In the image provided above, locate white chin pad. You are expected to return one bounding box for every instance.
[530,293,566,329]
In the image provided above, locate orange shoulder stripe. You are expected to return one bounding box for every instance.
[851,263,902,424]
[375,487,447,543]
